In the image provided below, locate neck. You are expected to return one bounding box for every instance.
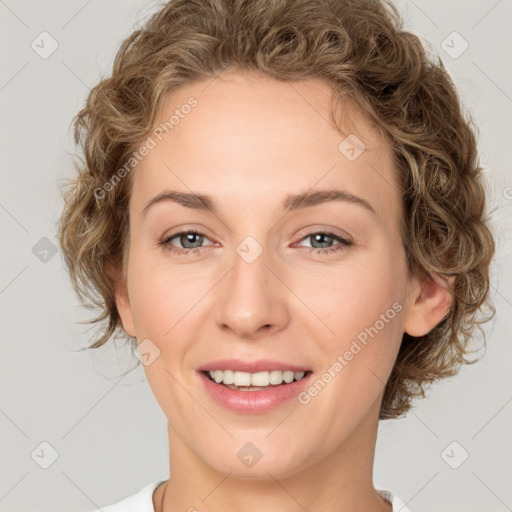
[155,398,391,512]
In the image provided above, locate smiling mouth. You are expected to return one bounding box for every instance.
[203,369,312,391]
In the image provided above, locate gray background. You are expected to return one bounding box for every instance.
[1,1,511,511]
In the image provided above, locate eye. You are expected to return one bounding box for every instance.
[294,230,353,255]
[159,229,216,255]
[159,229,353,256]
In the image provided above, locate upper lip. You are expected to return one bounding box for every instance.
[198,359,311,373]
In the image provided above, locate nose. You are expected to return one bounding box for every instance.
[214,242,290,340]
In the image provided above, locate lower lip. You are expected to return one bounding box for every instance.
[198,371,313,414]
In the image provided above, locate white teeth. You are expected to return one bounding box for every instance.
[251,371,270,386]
[269,370,283,385]
[222,369,235,384]
[283,371,294,383]
[234,371,251,386]
[207,369,308,387]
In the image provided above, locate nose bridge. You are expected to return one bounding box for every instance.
[215,235,287,337]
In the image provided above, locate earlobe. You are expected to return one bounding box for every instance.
[403,272,454,338]
[107,261,137,338]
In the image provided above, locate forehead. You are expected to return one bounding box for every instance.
[130,71,400,227]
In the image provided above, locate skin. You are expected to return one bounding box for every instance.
[114,70,452,512]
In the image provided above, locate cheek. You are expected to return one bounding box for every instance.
[295,258,406,426]
[127,253,215,360]
[129,275,172,337]
[300,250,406,370]
[126,259,205,410]
[311,257,404,328]
[127,245,197,329]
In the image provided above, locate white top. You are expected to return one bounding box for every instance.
[85,480,412,511]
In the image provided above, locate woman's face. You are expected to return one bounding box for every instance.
[115,71,439,479]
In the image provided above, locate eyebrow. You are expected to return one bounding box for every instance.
[141,189,376,217]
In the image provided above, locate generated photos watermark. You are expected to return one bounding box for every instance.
[93,96,198,201]
[298,301,403,405]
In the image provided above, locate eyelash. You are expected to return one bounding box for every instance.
[158,228,353,256]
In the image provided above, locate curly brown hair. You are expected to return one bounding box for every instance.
[56,0,496,419]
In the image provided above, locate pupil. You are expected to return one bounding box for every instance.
[182,233,202,248]
[313,233,330,249]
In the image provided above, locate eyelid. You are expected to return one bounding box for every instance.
[162,224,216,241]
[161,228,217,247]
[160,226,353,259]
[293,225,353,245]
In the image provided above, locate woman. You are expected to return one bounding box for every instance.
[57,0,495,510]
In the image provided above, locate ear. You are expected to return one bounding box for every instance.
[107,261,137,338]
[403,272,455,337]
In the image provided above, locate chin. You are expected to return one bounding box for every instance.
[195,438,316,481]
